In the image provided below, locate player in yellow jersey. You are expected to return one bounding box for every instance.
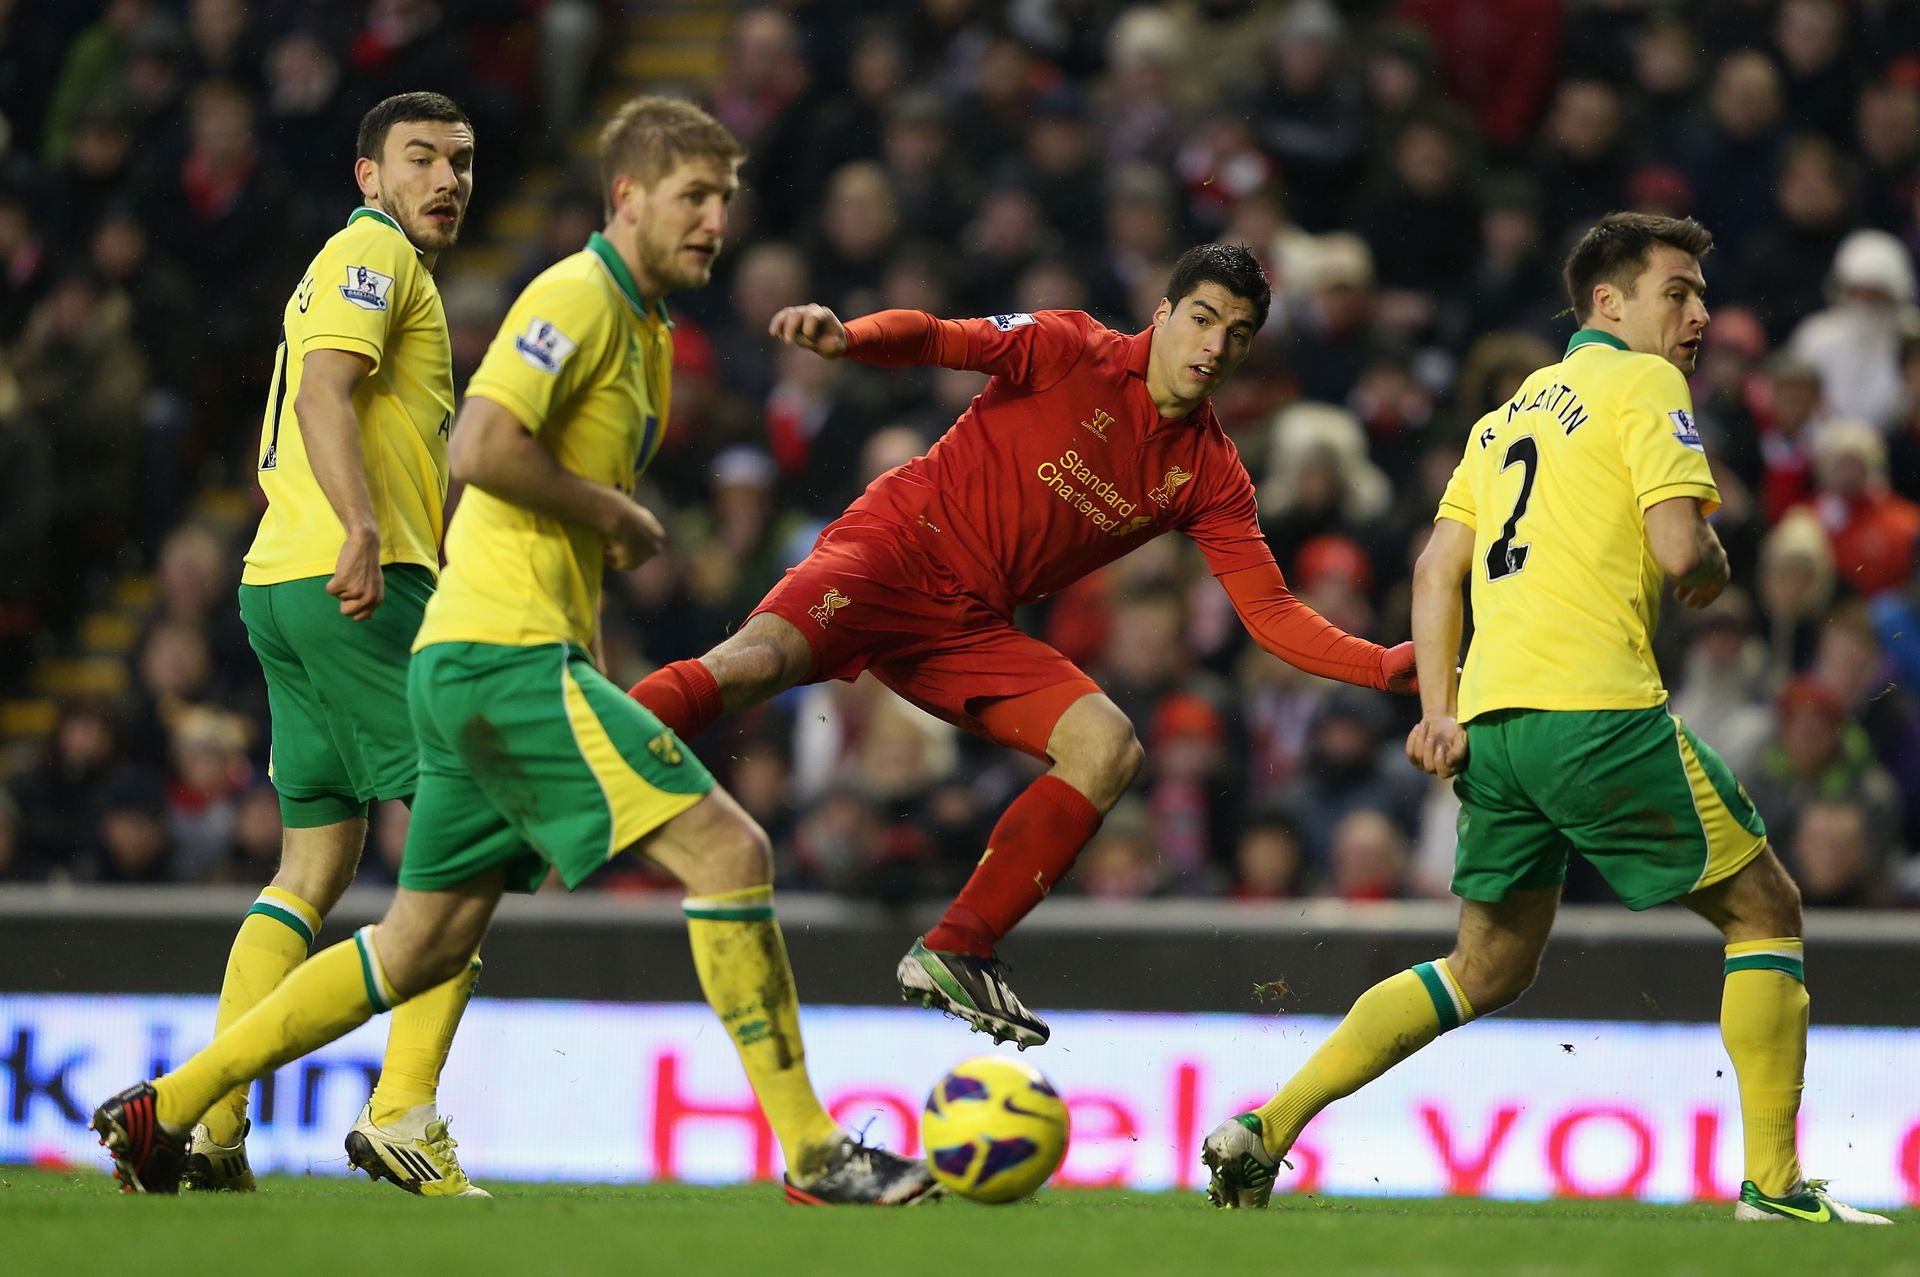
[1202,213,1892,1224]
[189,92,487,1197]
[93,96,936,1207]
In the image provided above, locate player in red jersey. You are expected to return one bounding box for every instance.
[630,244,1415,1046]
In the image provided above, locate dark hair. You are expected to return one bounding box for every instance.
[1561,212,1713,323]
[1165,243,1272,329]
[356,91,471,162]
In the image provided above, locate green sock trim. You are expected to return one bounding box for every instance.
[354,929,394,1012]
[683,903,775,921]
[245,901,316,947]
[1412,961,1463,1032]
[1724,954,1805,982]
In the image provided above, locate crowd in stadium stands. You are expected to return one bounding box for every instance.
[2,0,1919,913]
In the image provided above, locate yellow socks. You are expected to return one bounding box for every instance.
[1255,959,1475,1156]
[370,957,482,1126]
[203,887,322,1143]
[1722,938,1807,1197]
[683,886,841,1182]
[156,927,399,1134]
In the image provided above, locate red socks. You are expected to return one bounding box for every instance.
[925,775,1103,957]
[628,659,723,739]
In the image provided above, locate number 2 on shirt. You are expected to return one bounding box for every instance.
[1485,435,1537,581]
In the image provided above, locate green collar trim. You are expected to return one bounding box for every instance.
[348,206,421,258]
[586,232,670,325]
[1565,328,1629,356]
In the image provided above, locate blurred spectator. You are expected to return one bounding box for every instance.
[810,160,899,316]
[1771,0,1854,144]
[1095,589,1208,733]
[1074,796,1169,900]
[1788,229,1920,430]
[1280,688,1423,868]
[43,0,152,167]
[1756,508,1837,678]
[44,98,151,251]
[1739,136,1854,341]
[801,21,906,207]
[1141,691,1235,893]
[1746,676,1902,858]
[1682,49,1786,258]
[1400,0,1563,151]
[1805,600,1920,839]
[788,783,883,894]
[1095,7,1184,167]
[880,91,976,245]
[1756,353,1827,522]
[12,270,147,594]
[1669,590,1773,776]
[217,780,281,885]
[1287,233,1382,404]
[1854,77,1920,233]
[1360,114,1478,326]
[1460,180,1559,349]
[1250,0,1363,233]
[1690,305,1770,491]
[1801,419,1920,597]
[1260,402,1393,580]
[1323,808,1409,902]
[94,763,174,883]
[1174,115,1275,237]
[125,618,213,765]
[165,704,249,880]
[537,0,601,149]
[1788,799,1889,908]
[1228,806,1306,900]
[1631,15,1704,143]
[262,30,357,212]
[15,701,120,878]
[1533,77,1629,243]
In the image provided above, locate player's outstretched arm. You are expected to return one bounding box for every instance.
[1645,496,1730,609]
[296,347,384,622]
[1217,562,1413,692]
[1407,518,1473,779]
[451,395,665,569]
[768,303,848,358]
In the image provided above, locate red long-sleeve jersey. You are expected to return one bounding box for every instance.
[837,309,1393,689]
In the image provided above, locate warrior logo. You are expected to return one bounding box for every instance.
[807,588,852,627]
[1080,408,1114,441]
[1148,465,1194,508]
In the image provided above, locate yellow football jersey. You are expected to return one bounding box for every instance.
[242,207,453,586]
[1439,330,1720,721]
[415,233,673,651]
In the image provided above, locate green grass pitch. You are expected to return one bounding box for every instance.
[2,1169,1913,1277]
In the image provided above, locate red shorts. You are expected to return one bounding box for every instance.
[749,518,1100,760]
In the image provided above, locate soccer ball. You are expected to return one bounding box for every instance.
[920,1055,1070,1203]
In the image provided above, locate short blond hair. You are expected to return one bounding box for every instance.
[598,95,744,217]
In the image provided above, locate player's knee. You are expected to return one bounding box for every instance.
[1448,950,1540,1015]
[700,814,775,893]
[373,928,467,1000]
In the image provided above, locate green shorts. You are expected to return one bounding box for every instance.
[239,564,435,826]
[399,641,715,893]
[1453,705,1767,910]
